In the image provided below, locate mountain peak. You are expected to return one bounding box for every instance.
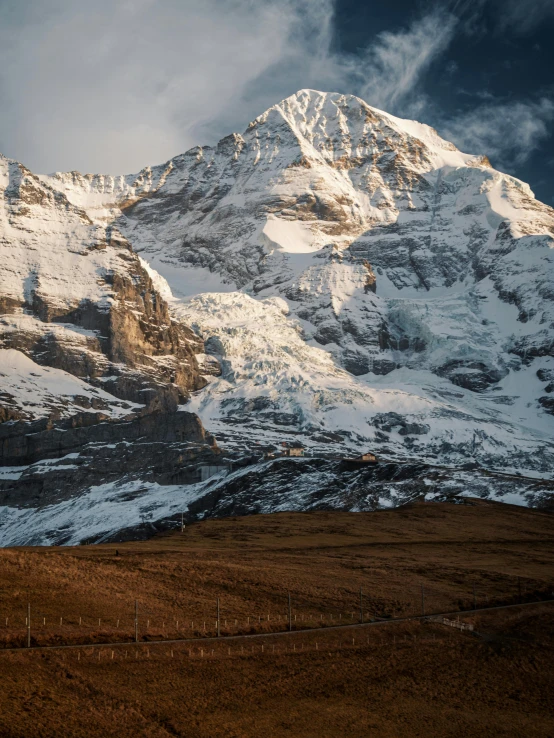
[1,86,554,544]
[246,88,474,176]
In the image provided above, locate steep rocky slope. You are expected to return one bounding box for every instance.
[1,90,554,544]
[47,90,554,472]
[0,154,211,416]
[0,154,219,523]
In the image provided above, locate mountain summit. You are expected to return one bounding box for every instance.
[1,90,553,543]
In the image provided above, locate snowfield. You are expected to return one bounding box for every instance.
[0,349,141,420]
[1,89,554,544]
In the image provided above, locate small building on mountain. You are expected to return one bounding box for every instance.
[278,442,305,457]
[357,452,378,463]
[340,451,378,469]
[285,446,305,457]
[262,444,305,459]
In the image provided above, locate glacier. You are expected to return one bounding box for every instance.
[1,89,554,543]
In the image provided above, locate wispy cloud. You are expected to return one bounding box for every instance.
[0,0,550,178]
[495,0,554,35]
[353,10,458,115]
[446,0,554,36]
[440,97,554,169]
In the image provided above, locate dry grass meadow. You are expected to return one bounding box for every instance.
[0,498,553,737]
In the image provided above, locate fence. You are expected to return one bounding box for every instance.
[1,581,552,652]
[1,623,470,662]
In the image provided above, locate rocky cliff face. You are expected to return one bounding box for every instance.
[1,89,554,544]
[0,155,209,418]
[55,89,551,477]
[0,154,219,537]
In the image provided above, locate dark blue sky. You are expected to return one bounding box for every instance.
[334,0,554,205]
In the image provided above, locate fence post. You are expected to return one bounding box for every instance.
[134,600,138,643]
[421,585,425,617]
[288,592,292,632]
[27,603,31,648]
[359,587,363,624]
[217,598,220,638]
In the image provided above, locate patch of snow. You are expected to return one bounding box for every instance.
[0,349,141,420]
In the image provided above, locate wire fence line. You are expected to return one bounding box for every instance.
[1,585,552,653]
[5,630,467,663]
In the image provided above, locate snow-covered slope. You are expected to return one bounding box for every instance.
[0,349,141,421]
[44,89,554,475]
[1,89,554,544]
[1,455,552,546]
[0,153,210,420]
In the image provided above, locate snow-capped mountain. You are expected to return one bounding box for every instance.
[48,90,554,469]
[1,90,554,543]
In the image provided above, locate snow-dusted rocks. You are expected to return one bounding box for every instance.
[0,349,141,422]
[0,154,209,416]
[0,154,220,538]
[79,89,552,476]
[1,89,554,543]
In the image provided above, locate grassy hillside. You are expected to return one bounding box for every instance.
[0,499,553,737]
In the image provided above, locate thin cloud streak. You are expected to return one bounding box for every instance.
[496,0,554,35]
[355,11,457,114]
[440,97,554,171]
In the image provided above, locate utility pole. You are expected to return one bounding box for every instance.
[359,587,363,624]
[288,592,292,632]
[134,600,138,643]
[421,585,425,617]
[27,603,31,648]
[217,598,220,637]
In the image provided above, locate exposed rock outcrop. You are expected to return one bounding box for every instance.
[0,154,220,534]
[0,409,215,466]
[1,89,554,545]
[0,154,211,416]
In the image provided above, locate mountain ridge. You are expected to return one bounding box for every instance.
[1,89,553,544]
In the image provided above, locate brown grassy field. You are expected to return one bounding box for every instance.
[0,498,553,737]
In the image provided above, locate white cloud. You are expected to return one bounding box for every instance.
[0,0,459,174]
[0,0,334,173]
[440,97,554,169]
